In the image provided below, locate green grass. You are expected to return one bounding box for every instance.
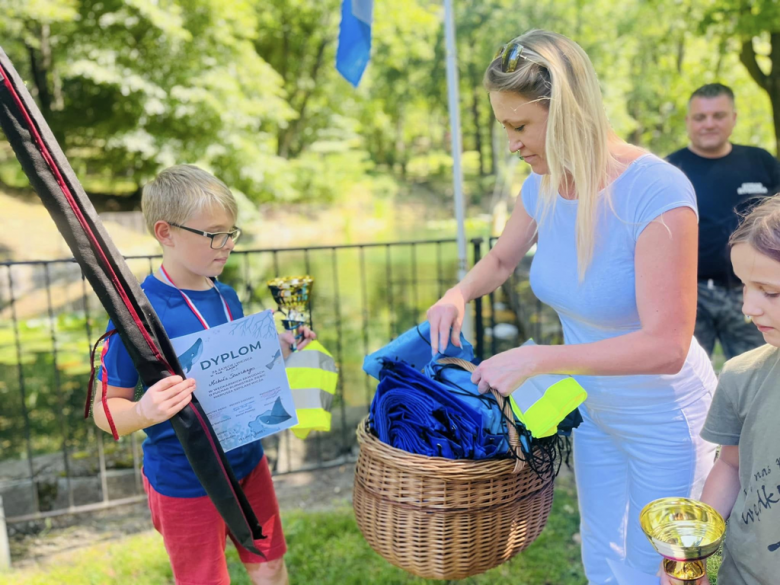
[5,484,583,585]
[709,552,722,585]
[3,479,726,585]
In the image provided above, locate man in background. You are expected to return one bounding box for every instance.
[668,83,780,359]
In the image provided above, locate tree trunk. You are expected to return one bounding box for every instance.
[395,114,406,177]
[740,34,780,157]
[676,34,685,74]
[469,62,485,176]
[276,7,291,157]
[472,89,485,176]
[26,24,53,118]
[26,24,66,146]
[772,33,780,157]
[277,36,330,158]
[771,87,780,158]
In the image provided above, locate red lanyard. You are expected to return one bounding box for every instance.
[159,265,233,329]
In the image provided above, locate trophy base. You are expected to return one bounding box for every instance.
[282,318,305,331]
[281,319,306,352]
[663,558,707,585]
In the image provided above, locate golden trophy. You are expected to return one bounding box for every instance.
[266,275,314,352]
[640,497,726,585]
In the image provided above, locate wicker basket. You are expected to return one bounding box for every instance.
[353,358,555,580]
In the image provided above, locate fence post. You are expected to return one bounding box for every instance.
[471,238,484,360]
[0,496,10,570]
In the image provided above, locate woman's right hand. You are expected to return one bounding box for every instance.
[136,375,197,426]
[427,287,467,355]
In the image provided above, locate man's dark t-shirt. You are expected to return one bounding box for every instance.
[667,144,780,285]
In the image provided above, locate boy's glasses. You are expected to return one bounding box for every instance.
[169,223,242,249]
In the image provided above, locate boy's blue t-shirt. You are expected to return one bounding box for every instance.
[98,274,264,498]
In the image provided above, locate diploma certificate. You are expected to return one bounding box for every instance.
[169,309,297,451]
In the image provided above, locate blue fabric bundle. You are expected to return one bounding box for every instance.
[425,360,502,435]
[370,360,508,459]
[364,322,580,470]
[426,360,582,440]
[365,323,510,460]
[362,321,473,380]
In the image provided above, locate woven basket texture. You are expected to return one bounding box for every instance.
[353,416,555,580]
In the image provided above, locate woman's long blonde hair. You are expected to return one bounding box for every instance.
[484,30,623,278]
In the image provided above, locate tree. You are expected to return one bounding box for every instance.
[255,0,341,160]
[702,0,780,155]
[0,0,293,203]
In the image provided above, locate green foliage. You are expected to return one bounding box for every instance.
[0,0,777,207]
[0,311,98,458]
[698,0,780,154]
[0,0,291,200]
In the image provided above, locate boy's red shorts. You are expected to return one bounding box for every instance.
[143,455,286,585]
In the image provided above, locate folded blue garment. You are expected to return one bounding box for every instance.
[367,321,582,463]
[363,322,474,380]
[371,360,508,460]
[426,359,533,454]
[425,360,502,435]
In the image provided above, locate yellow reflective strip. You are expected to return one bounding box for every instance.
[286,368,338,394]
[519,377,587,438]
[292,409,332,435]
[291,428,312,440]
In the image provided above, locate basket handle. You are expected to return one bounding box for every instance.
[437,357,525,474]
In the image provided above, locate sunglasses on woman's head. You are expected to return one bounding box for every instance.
[495,42,525,73]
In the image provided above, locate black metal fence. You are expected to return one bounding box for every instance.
[0,238,561,525]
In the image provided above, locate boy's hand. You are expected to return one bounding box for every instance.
[136,375,196,426]
[280,326,317,359]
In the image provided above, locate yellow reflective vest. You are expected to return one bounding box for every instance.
[508,376,587,438]
[284,340,338,439]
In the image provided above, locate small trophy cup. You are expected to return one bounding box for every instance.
[266,275,314,352]
[640,497,726,585]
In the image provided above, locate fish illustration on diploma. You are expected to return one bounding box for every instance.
[177,338,204,374]
[265,349,282,370]
[248,397,292,435]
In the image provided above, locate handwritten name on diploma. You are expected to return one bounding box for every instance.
[210,368,258,387]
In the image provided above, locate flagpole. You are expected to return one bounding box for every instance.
[443,0,472,340]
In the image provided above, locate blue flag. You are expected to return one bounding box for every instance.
[336,0,373,87]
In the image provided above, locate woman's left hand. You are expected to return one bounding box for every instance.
[280,326,317,359]
[471,345,544,396]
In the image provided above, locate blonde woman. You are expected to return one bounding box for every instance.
[427,30,717,583]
